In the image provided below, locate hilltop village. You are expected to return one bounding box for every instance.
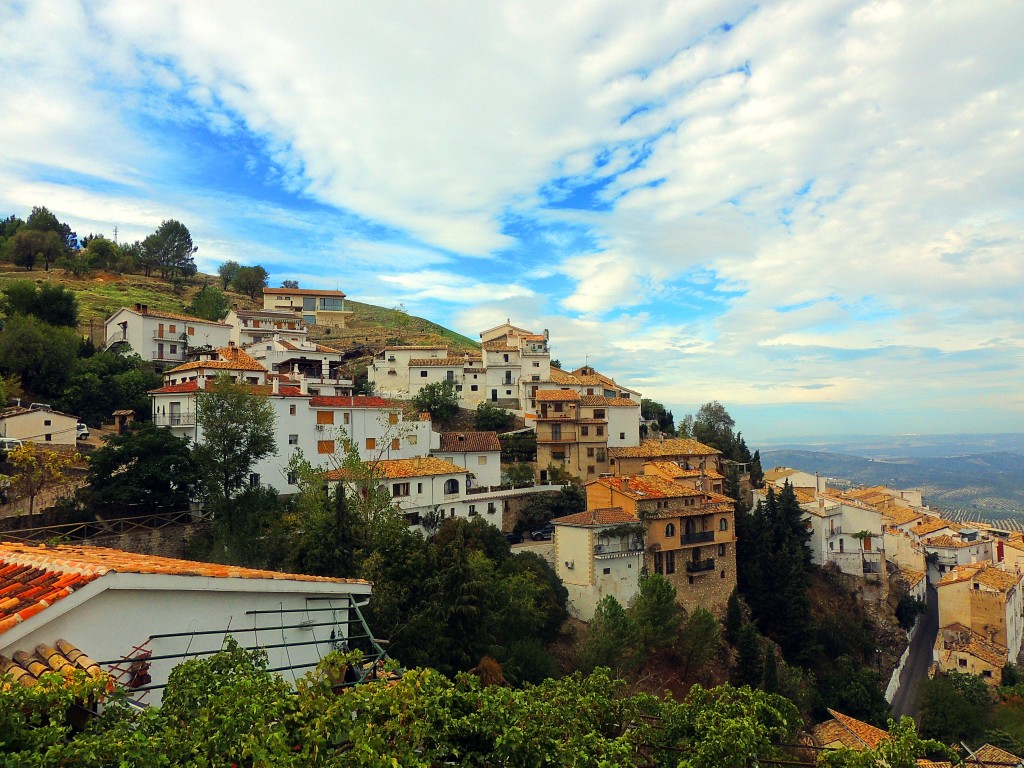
[0,267,1021,764]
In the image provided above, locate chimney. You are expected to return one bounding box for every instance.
[228,341,235,348]
[298,373,307,396]
[272,377,280,394]
[622,477,629,491]
[134,302,141,312]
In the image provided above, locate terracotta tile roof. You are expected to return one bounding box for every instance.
[791,487,818,505]
[125,307,229,326]
[554,508,639,527]
[309,396,401,409]
[925,534,975,549]
[937,624,1009,669]
[643,461,725,482]
[579,395,639,407]
[764,467,799,482]
[482,342,518,351]
[824,709,890,750]
[537,390,581,402]
[167,347,267,374]
[383,345,448,351]
[263,287,346,297]
[547,368,579,385]
[436,432,501,453]
[970,744,1022,766]
[913,517,958,537]
[521,334,546,342]
[938,562,1021,592]
[409,357,469,366]
[327,457,465,481]
[898,567,926,588]
[149,381,306,398]
[275,340,339,354]
[0,543,364,634]
[596,475,704,500]
[0,638,107,686]
[148,380,202,394]
[883,506,924,526]
[609,438,719,459]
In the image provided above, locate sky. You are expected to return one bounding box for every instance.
[1,0,1023,442]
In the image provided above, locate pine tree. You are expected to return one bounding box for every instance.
[734,622,764,688]
[762,644,779,693]
[725,589,744,644]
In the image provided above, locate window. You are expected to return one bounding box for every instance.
[478,455,487,465]
[388,412,399,425]
[289,404,297,415]
[587,465,595,474]
[287,471,298,485]
[665,551,676,574]
[596,449,606,462]
[343,413,350,424]
[596,426,604,436]
[391,438,400,450]
[581,426,589,436]
[407,434,417,445]
[45,434,52,442]
[392,482,410,497]
[587,447,595,458]
[719,518,728,531]
[420,370,428,377]
[469,505,477,516]
[366,438,376,450]
[654,551,664,574]
[168,325,176,334]
[317,440,335,454]
[532,361,539,367]
[503,354,509,362]
[505,390,512,395]
[593,409,605,419]
[249,473,260,486]
[188,326,195,335]
[487,502,496,514]
[170,345,177,354]
[665,523,676,537]
[44,419,51,426]
[720,570,726,579]
[959,658,967,668]
[288,434,298,445]
[470,385,478,392]
[317,411,334,425]
[619,432,625,440]
[603,567,611,575]
[718,544,726,556]
[443,479,459,494]
[417,482,423,493]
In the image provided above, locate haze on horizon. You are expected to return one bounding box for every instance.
[2,1,1022,442]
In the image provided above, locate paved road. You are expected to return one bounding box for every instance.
[890,585,938,720]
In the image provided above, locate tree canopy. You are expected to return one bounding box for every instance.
[232,264,269,298]
[412,380,459,423]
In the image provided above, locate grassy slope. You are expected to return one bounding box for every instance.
[0,268,479,354]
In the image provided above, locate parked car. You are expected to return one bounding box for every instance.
[29,403,52,411]
[531,522,555,541]
[0,437,24,451]
[76,422,90,440]
[503,531,525,544]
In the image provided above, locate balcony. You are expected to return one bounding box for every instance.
[537,433,577,444]
[594,541,644,557]
[152,351,185,361]
[686,558,716,573]
[681,530,715,545]
[152,330,185,341]
[155,413,195,427]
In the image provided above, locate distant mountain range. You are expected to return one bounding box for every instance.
[759,433,1024,529]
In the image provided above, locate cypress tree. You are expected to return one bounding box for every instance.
[734,622,764,688]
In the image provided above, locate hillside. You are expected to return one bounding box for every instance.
[0,269,479,368]
[762,447,1024,528]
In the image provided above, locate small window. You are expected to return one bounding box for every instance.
[532,361,539,367]
[602,567,611,575]
[407,434,417,445]
[688,575,694,584]
[45,434,52,442]
[718,544,726,556]
[44,419,52,426]
[959,658,968,668]
[392,482,410,497]
[417,482,423,493]
[665,551,675,574]
[587,465,595,474]
[478,455,487,465]
[719,518,728,531]
[469,505,477,516]
[388,412,399,425]
[487,502,496,513]
[587,447,595,458]
[287,471,298,485]
[366,438,376,450]
[249,473,260,487]
[420,370,428,377]
[317,440,335,454]
[505,390,512,395]
[470,385,478,392]
[343,412,350,424]
[188,326,195,335]
[720,570,726,579]
[317,411,335,425]
[581,426,589,436]
[168,325,176,334]
[288,434,298,445]
[391,438,400,450]
[665,523,676,537]
[170,345,177,354]
[443,478,459,494]
[593,409,605,419]
[596,426,604,436]
[619,432,625,440]
[289,404,296,415]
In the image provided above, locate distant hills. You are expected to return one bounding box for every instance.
[761,433,1024,529]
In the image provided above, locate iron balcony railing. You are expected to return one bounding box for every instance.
[594,541,644,556]
[686,558,716,573]
[681,530,715,545]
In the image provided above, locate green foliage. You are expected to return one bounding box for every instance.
[895,593,926,631]
[725,589,744,643]
[518,483,585,529]
[143,219,197,280]
[58,348,161,425]
[818,716,958,768]
[630,572,681,654]
[8,228,66,271]
[579,595,638,675]
[86,422,199,512]
[733,621,764,687]
[818,654,891,727]
[193,374,276,524]
[0,313,81,397]
[433,515,511,564]
[502,461,535,486]
[640,397,675,434]
[474,401,515,432]
[185,284,229,321]
[677,606,721,679]
[412,380,460,422]
[500,430,536,462]
[231,264,269,298]
[217,259,241,289]
[25,205,77,249]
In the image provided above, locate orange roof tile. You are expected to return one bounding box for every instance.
[167,347,267,374]
[0,638,107,686]
[263,287,345,297]
[938,562,1021,592]
[825,709,890,750]
[326,457,465,481]
[383,345,448,351]
[309,396,400,409]
[970,744,1022,766]
[883,506,924,526]
[0,544,364,634]
[925,534,975,549]
[554,508,639,527]
[913,517,958,537]
[596,475,704,500]
[579,395,639,407]
[482,341,518,351]
[124,307,229,326]
[436,432,501,453]
[409,358,469,366]
[609,438,720,459]
[537,390,581,402]
[898,567,926,588]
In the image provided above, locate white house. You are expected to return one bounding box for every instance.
[0,406,80,446]
[262,287,352,327]
[104,304,231,365]
[0,542,374,705]
[553,507,644,621]
[922,529,995,585]
[431,432,502,488]
[224,307,307,346]
[245,335,349,383]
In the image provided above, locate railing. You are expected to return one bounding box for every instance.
[594,542,644,556]
[828,526,843,536]
[681,530,715,545]
[686,558,716,573]
[154,413,196,427]
[0,509,202,544]
[152,330,185,340]
[151,351,185,361]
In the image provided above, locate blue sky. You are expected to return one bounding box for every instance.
[2,0,1023,442]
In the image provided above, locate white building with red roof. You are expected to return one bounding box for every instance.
[224,306,308,346]
[262,287,352,327]
[0,542,373,704]
[431,431,502,487]
[104,303,232,365]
